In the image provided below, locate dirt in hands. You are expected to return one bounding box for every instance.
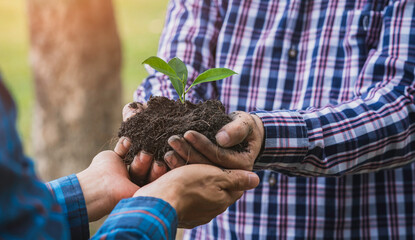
[118,96,248,165]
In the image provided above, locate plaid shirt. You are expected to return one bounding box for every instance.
[135,0,415,238]
[0,78,177,239]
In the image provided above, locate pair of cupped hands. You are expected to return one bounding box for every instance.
[76,102,264,228]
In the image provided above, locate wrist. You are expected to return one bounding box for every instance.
[252,114,265,158]
[133,183,181,216]
[76,168,113,221]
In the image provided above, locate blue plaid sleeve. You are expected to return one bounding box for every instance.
[93,197,178,240]
[0,78,71,239]
[46,174,90,240]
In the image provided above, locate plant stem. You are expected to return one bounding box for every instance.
[182,76,186,103]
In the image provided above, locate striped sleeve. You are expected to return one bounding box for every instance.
[253,1,415,177]
[0,78,70,240]
[134,0,222,103]
[92,197,178,240]
[47,174,90,239]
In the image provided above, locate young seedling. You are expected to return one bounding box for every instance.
[143,56,237,103]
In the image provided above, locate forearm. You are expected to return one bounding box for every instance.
[253,92,415,176]
[253,1,415,177]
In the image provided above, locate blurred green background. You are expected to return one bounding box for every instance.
[0,0,168,155]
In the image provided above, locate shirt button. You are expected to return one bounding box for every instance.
[363,15,369,31]
[269,174,276,187]
[288,48,298,58]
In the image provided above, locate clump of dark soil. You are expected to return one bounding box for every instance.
[118,96,248,165]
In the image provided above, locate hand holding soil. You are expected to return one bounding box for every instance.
[168,111,265,171]
[118,97,250,178]
[122,102,168,186]
[133,164,260,228]
[76,137,139,222]
[118,56,256,185]
[76,133,260,229]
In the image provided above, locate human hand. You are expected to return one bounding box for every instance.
[76,137,139,222]
[122,102,168,186]
[165,111,264,171]
[133,164,260,228]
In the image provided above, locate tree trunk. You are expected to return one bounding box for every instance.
[28,0,122,181]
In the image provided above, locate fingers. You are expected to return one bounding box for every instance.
[122,102,147,121]
[220,170,260,191]
[148,161,168,182]
[224,170,260,205]
[130,151,168,185]
[168,135,212,165]
[164,150,186,169]
[129,151,153,186]
[227,190,245,204]
[183,130,246,169]
[114,137,131,158]
[132,164,258,229]
[122,103,137,121]
[216,111,252,148]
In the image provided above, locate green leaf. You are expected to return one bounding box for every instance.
[168,57,188,84]
[143,56,183,99]
[191,68,237,88]
[142,56,176,77]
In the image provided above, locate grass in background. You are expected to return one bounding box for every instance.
[0,0,168,154]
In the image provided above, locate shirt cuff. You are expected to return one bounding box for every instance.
[252,110,309,170]
[47,174,89,240]
[94,197,177,240]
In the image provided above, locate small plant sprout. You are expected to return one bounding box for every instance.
[143,56,237,103]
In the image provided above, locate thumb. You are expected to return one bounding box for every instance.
[215,111,252,148]
[222,170,260,191]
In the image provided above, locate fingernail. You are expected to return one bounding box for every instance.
[122,137,131,149]
[155,160,165,167]
[164,151,175,166]
[165,151,173,161]
[139,155,146,164]
[168,135,180,144]
[140,151,151,163]
[184,131,195,143]
[216,131,230,146]
[247,172,260,188]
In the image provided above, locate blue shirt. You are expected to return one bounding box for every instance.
[0,77,178,239]
[135,0,415,238]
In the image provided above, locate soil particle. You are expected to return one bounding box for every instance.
[118,96,248,164]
